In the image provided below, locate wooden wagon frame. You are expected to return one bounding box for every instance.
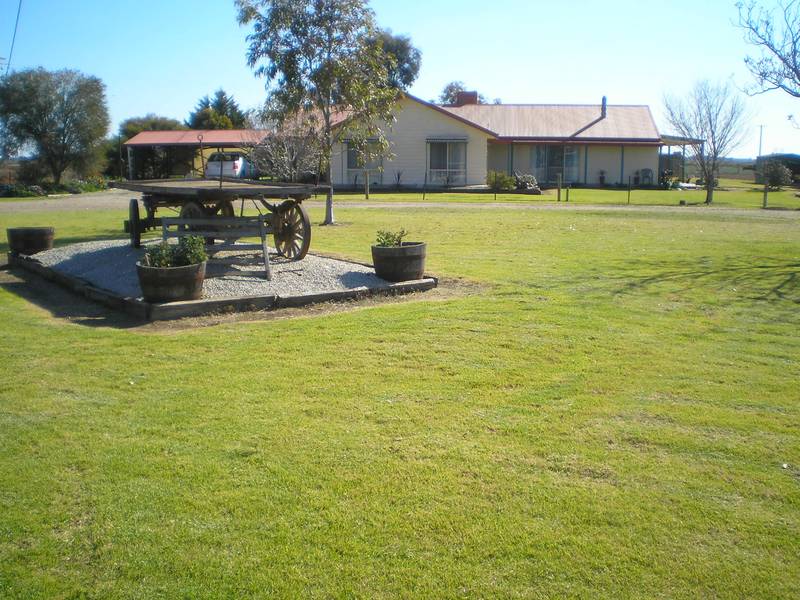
[112,178,324,262]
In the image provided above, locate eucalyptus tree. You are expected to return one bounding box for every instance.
[368,29,421,90]
[236,0,398,224]
[0,68,109,183]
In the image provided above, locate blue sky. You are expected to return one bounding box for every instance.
[2,0,798,157]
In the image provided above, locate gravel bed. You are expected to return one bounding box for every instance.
[33,239,389,300]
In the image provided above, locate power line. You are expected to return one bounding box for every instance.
[5,0,23,77]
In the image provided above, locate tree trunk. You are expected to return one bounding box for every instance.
[51,163,63,186]
[705,182,713,204]
[323,129,335,225]
[324,160,335,225]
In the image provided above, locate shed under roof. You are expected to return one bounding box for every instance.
[124,129,267,147]
[439,104,661,143]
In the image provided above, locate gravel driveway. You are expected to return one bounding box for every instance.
[2,188,798,220]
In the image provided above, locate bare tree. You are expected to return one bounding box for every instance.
[247,110,324,183]
[663,81,749,204]
[737,1,800,99]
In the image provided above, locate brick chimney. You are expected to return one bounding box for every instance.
[454,91,479,106]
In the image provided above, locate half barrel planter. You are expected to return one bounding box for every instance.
[7,227,55,256]
[136,261,206,303]
[371,242,427,282]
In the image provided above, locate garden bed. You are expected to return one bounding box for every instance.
[8,239,436,321]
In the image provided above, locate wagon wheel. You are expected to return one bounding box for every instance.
[179,200,214,244]
[215,200,235,217]
[273,201,311,260]
[129,198,141,248]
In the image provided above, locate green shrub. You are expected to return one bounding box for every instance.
[375,229,408,247]
[142,236,207,267]
[763,161,792,189]
[486,170,515,192]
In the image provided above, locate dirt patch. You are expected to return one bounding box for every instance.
[0,269,484,332]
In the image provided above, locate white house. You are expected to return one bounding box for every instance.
[332,92,662,188]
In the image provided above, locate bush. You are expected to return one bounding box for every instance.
[513,172,540,192]
[486,170,515,192]
[0,184,46,198]
[375,229,408,247]
[142,236,207,267]
[16,159,49,186]
[763,161,792,189]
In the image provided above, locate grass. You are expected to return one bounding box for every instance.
[320,178,800,210]
[1,202,799,597]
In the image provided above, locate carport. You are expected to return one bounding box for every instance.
[123,129,266,180]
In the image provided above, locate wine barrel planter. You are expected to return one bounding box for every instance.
[7,227,54,256]
[136,261,206,303]
[371,242,427,282]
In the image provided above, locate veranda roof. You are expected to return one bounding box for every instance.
[124,129,267,147]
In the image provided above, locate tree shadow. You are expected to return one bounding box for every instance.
[598,256,799,304]
[0,269,143,329]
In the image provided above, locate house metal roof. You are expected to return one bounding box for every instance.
[124,129,267,147]
[438,103,661,143]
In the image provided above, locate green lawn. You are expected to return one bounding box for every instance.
[1,203,799,598]
[322,178,800,210]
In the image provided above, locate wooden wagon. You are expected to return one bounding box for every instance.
[111,178,322,261]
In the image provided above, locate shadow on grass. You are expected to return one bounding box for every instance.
[0,268,143,329]
[606,257,800,303]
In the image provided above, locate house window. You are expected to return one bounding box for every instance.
[529,145,580,184]
[428,141,466,185]
[346,141,381,170]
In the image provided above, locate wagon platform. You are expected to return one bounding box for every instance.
[112,178,327,273]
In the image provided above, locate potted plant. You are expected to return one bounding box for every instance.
[633,170,641,186]
[6,227,54,256]
[371,229,426,282]
[598,170,606,186]
[136,236,208,302]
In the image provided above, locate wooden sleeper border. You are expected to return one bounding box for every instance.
[7,252,437,322]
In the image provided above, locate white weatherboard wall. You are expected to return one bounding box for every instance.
[332,96,491,187]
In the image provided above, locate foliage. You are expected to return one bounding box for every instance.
[762,160,793,188]
[438,80,488,105]
[374,228,408,246]
[119,114,185,141]
[367,29,421,89]
[663,80,748,204]
[0,68,109,184]
[115,114,192,180]
[513,172,540,191]
[237,0,399,225]
[737,1,800,99]
[486,170,515,192]
[247,111,323,182]
[0,184,44,198]
[186,90,247,129]
[143,236,208,268]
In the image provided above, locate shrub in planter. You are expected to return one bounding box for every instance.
[371,229,427,282]
[136,236,208,302]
